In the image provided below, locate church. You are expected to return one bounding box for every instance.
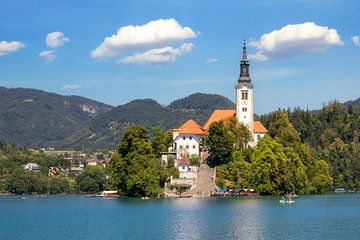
[172,42,267,160]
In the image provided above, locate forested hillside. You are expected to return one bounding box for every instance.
[259,101,360,189]
[0,87,112,149]
[66,93,235,149]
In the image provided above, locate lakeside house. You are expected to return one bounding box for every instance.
[24,163,40,172]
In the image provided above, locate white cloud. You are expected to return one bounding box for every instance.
[60,84,80,90]
[46,32,69,48]
[205,58,219,64]
[92,18,197,59]
[0,41,25,56]
[119,43,193,65]
[248,22,343,61]
[351,36,360,47]
[39,50,56,62]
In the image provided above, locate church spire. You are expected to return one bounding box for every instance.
[242,40,247,61]
[238,40,251,83]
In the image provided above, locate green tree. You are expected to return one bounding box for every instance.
[110,126,165,197]
[308,160,333,193]
[151,126,172,157]
[206,121,235,165]
[76,165,106,194]
[224,116,252,149]
[269,110,300,147]
[190,154,200,166]
[5,169,32,194]
[250,136,289,194]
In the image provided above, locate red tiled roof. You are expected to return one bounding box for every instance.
[174,119,206,135]
[202,109,268,133]
[203,110,235,130]
[253,121,268,133]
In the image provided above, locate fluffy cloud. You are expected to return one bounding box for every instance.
[248,22,343,61]
[0,41,25,56]
[39,50,56,62]
[46,32,69,48]
[92,18,197,59]
[351,36,360,47]
[119,43,193,65]
[205,58,219,64]
[60,84,80,90]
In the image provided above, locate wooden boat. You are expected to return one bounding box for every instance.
[179,194,191,198]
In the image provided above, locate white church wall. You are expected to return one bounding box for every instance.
[253,133,266,146]
[174,134,200,159]
[236,85,254,131]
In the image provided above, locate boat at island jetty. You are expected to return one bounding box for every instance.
[211,188,259,197]
[179,194,192,198]
[99,191,120,198]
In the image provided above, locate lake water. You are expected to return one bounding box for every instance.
[1,194,360,240]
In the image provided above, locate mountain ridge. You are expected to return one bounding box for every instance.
[1,86,359,150]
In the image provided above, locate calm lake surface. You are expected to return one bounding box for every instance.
[1,194,360,240]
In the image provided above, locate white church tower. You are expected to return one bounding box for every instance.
[236,41,254,134]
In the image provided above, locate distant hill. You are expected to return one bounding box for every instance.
[0,88,235,150]
[66,93,235,150]
[2,86,359,150]
[343,97,360,107]
[0,87,112,149]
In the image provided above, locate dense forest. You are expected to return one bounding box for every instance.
[211,101,360,194]
[0,87,234,150]
[259,101,360,189]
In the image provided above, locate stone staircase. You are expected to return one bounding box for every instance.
[186,162,218,197]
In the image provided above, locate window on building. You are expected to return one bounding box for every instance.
[242,107,247,112]
[183,137,185,140]
[193,145,196,149]
[180,145,183,149]
[186,145,189,149]
[241,91,248,100]
[190,137,192,140]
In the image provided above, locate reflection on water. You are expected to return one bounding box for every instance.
[1,194,360,240]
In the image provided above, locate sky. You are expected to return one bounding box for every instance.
[0,0,359,114]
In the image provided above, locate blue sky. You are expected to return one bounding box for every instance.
[0,0,359,114]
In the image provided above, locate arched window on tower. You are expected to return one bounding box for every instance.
[241,91,248,100]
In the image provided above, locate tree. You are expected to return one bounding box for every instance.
[206,121,235,165]
[5,169,32,194]
[250,136,289,195]
[110,126,165,197]
[190,154,200,166]
[308,160,333,193]
[268,110,300,147]
[216,149,252,189]
[76,165,106,194]
[224,116,252,149]
[152,126,172,157]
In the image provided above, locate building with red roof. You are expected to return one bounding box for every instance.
[171,41,267,160]
[173,119,206,159]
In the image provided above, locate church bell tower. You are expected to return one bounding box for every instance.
[236,41,254,134]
